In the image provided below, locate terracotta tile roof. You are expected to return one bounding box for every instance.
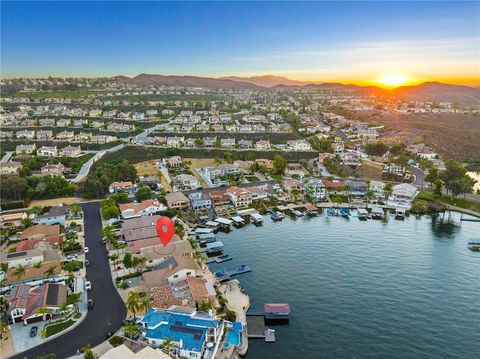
[16,234,64,251]
[150,285,184,308]
[5,260,62,285]
[19,224,61,240]
[186,276,215,302]
[227,187,251,196]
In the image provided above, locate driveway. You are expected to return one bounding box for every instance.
[11,202,126,359]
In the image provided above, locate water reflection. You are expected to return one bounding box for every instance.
[430,213,461,239]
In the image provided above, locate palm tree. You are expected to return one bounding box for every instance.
[136,256,147,273]
[139,296,152,314]
[126,291,140,319]
[13,265,26,281]
[161,338,177,354]
[33,261,44,269]
[110,253,119,272]
[70,203,81,217]
[123,322,140,344]
[36,305,50,321]
[43,265,57,279]
[59,302,70,315]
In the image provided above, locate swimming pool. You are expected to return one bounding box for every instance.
[225,327,242,347]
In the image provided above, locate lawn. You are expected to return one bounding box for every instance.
[133,160,171,191]
[45,319,76,337]
[245,175,260,182]
[416,191,480,212]
[185,157,217,170]
[329,194,349,203]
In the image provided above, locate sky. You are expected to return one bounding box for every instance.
[1,1,479,87]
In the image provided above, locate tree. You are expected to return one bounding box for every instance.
[161,338,177,354]
[272,154,287,175]
[43,265,57,278]
[194,138,204,147]
[365,142,389,156]
[110,253,119,271]
[13,265,26,280]
[223,151,233,164]
[21,217,35,228]
[0,262,9,275]
[434,180,442,196]
[214,157,222,166]
[0,175,28,201]
[198,300,214,312]
[33,261,43,269]
[135,186,152,202]
[139,296,152,314]
[123,322,140,344]
[36,305,50,320]
[425,167,440,185]
[80,344,94,359]
[70,204,82,217]
[442,160,473,198]
[123,253,133,269]
[126,290,140,319]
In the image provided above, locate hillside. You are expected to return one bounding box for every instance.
[220,75,306,87]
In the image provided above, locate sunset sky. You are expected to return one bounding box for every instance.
[1,1,479,87]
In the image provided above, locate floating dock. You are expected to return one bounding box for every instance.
[357,208,369,220]
[248,329,276,343]
[247,303,291,321]
[214,265,251,282]
[304,205,318,217]
[205,254,233,264]
[271,211,285,222]
[371,207,385,220]
[231,216,246,227]
[250,213,264,226]
[340,208,351,217]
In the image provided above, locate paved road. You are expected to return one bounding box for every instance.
[0,151,13,163]
[12,202,126,359]
[409,165,426,188]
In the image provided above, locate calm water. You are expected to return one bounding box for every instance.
[210,212,480,359]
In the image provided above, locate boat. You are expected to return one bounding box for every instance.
[271,211,285,222]
[370,207,385,220]
[250,213,264,226]
[291,209,304,217]
[339,208,351,218]
[327,208,338,217]
[357,208,369,221]
[467,241,480,251]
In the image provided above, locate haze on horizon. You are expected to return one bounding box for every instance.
[1,1,479,88]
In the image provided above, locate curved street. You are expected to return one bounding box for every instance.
[12,202,126,359]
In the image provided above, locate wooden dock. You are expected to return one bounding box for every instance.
[247,329,276,343]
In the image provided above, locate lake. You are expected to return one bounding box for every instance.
[210,212,480,359]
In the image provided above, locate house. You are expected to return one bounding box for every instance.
[166,136,184,148]
[285,163,306,178]
[36,130,53,140]
[109,181,135,194]
[370,181,386,198]
[7,283,67,324]
[0,162,22,175]
[221,138,236,148]
[1,248,43,268]
[341,151,362,167]
[0,212,28,229]
[19,224,61,240]
[139,306,222,359]
[34,206,71,225]
[100,344,171,359]
[203,165,241,182]
[40,163,66,177]
[167,156,183,168]
[175,174,201,190]
[304,178,326,202]
[345,180,368,198]
[226,187,252,208]
[142,255,198,287]
[255,159,273,170]
[59,146,82,158]
[118,199,167,219]
[121,215,163,243]
[238,139,253,150]
[255,140,271,151]
[139,175,162,190]
[322,179,345,193]
[188,192,212,210]
[37,146,58,158]
[55,131,75,141]
[383,164,406,177]
[248,186,269,200]
[387,183,417,208]
[286,139,312,151]
[16,130,35,139]
[165,192,190,210]
[282,179,305,199]
[16,144,36,155]
[207,189,231,213]
[332,143,344,155]
[203,136,217,148]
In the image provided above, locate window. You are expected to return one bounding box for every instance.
[173,274,178,278]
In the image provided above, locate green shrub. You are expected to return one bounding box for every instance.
[109,335,125,347]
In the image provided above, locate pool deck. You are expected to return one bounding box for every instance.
[219,280,250,357]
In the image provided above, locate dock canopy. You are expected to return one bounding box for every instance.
[250,213,263,221]
[358,208,369,215]
[264,303,291,315]
[371,207,384,214]
[304,204,318,211]
[231,216,245,224]
[215,217,233,226]
[205,221,220,228]
[195,227,214,234]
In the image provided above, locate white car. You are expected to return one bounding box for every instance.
[84,247,89,254]
[85,281,92,290]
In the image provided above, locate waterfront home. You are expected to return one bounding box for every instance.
[369,181,386,199]
[238,139,253,150]
[248,186,269,200]
[139,175,162,190]
[0,212,27,229]
[387,183,418,209]
[207,189,231,214]
[165,191,190,210]
[121,215,162,243]
[139,306,222,359]
[286,139,312,151]
[100,344,170,359]
[15,143,36,155]
[142,255,198,287]
[282,179,305,200]
[346,180,368,198]
[304,178,326,202]
[34,205,71,225]
[0,162,22,175]
[188,192,212,211]
[37,146,58,158]
[59,145,82,157]
[119,199,167,219]
[7,283,67,324]
[19,224,61,240]
[226,187,252,208]
[109,181,135,194]
[322,179,345,194]
[175,174,201,190]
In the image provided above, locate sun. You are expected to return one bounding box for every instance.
[378,75,409,88]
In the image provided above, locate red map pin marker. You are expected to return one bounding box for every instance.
[155,216,175,247]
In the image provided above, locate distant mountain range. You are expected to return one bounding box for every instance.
[114,74,480,105]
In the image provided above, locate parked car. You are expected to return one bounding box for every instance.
[85,281,92,290]
[85,259,90,267]
[73,265,81,272]
[84,247,89,254]
[30,326,38,337]
[88,299,94,310]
